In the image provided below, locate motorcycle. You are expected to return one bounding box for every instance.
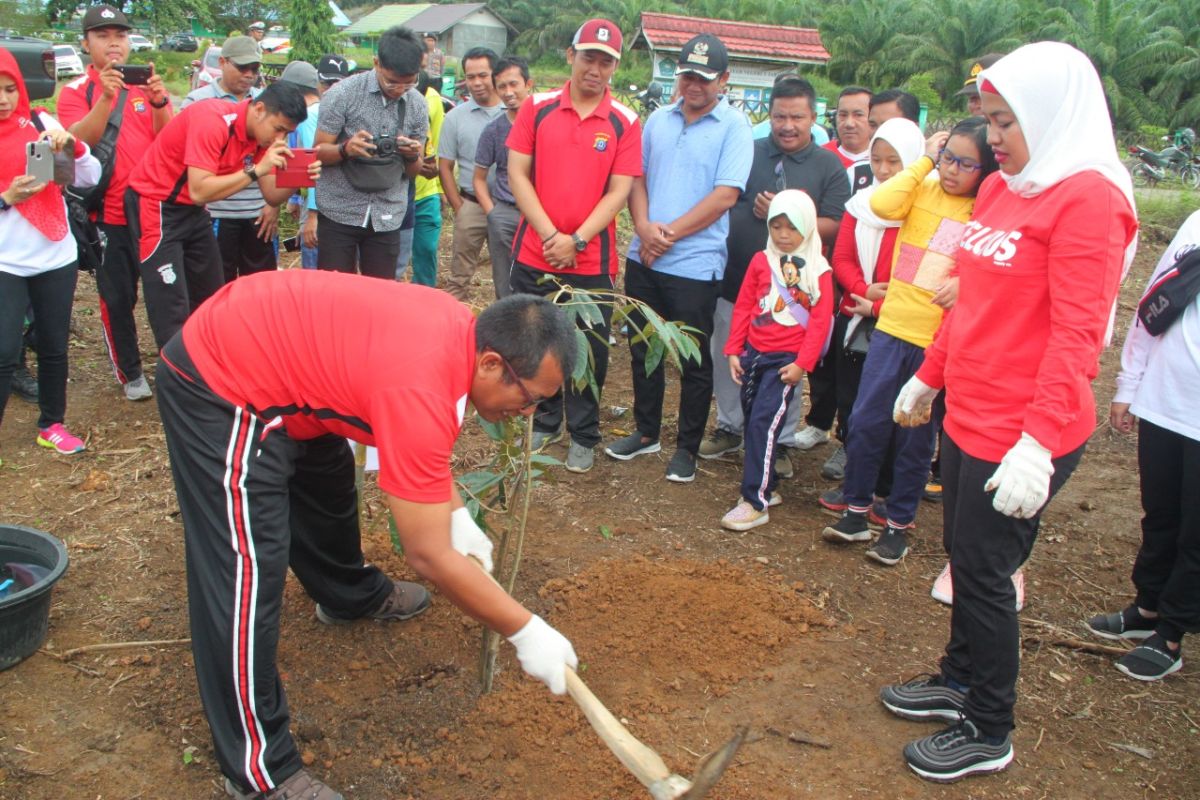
[1128,127,1197,188]
[629,83,663,116]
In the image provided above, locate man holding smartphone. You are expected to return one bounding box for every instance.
[58,3,173,402]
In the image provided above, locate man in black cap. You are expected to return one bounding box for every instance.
[58,3,174,401]
[957,54,1003,116]
[604,33,753,483]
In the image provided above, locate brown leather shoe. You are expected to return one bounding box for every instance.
[225,768,344,799]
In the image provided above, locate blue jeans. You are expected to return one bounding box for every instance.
[841,330,938,527]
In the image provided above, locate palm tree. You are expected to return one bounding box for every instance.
[1147,0,1200,128]
[820,0,923,89]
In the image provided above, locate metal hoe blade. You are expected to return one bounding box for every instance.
[678,726,747,799]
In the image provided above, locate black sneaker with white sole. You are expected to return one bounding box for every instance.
[821,510,871,543]
[1086,604,1156,642]
[604,431,661,461]
[865,525,909,565]
[1115,633,1183,681]
[879,674,966,722]
[903,719,1013,783]
[665,449,696,483]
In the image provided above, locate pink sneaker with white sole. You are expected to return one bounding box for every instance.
[37,423,86,454]
[930,563,1026,612]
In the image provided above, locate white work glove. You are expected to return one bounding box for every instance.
[893,375,939,427]
[507,614,578,695]
[450,506,494,573]
[984,433,1055,519]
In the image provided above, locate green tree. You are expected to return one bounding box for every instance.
[820,0,921,89]
[289,0,338,64]
[1147,0,1200,128]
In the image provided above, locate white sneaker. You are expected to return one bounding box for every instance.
[123,375,152,401]
[792,425,829,450]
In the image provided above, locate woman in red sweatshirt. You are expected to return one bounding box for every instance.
[881,42,1138,782]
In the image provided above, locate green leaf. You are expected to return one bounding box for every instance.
[571,327,592,389]
[387,512,405,554]
[643,334,666,377]
[477,416,507,441]
[599,524,613,540]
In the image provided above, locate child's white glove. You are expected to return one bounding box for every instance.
[985,433,1055,519]
[507,615,578,695]
[450,506,493,573]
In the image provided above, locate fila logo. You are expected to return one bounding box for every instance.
[961,220,1022,265]
[1142,294,1169,321]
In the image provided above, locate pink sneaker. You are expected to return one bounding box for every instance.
[930,563,1026,612]
[37,423,86,454]
[721,500,769,532]
[931,563,953,605]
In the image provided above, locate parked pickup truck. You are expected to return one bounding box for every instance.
[0,31,57,100]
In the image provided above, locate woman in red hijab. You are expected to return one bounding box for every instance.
[0,47,100,461]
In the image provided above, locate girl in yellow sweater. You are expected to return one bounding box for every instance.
[822,117,996,565]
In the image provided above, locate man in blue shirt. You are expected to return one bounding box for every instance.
[604,34,753,483]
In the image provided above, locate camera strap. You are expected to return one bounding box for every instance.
[72,82,129,216]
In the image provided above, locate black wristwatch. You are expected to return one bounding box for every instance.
[244,164,259,183]
[0,196,9,212]
[571,233,587,252]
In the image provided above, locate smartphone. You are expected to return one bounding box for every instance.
[25,140,54,184]
[273,147,318,188]
[115,64,152,85]
[282,235,300,252]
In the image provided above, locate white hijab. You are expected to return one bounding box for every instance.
[979,41,1138,342]
[763,190,831,327]
[844,117,926,283]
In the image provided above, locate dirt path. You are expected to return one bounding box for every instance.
[1,240,1197,799]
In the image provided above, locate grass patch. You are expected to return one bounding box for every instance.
[1135,189,1200,244]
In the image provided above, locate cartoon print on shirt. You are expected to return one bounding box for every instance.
[755,256,813,326]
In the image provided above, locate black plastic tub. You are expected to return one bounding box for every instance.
[0,525,69,670]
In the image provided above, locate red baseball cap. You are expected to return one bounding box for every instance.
[572,19,622,60]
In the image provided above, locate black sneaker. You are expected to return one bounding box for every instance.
[1115,633,1183,681]
[665,449,696,483]
[879,674,966,722]
[821,510,870,543]
[604,431,661,461]
[1087,604,1156,642]
[225,768,345,799]
[903,719,1013,783]
[316,580,431,625]
[866,525,909,565]
[11,364,37,403]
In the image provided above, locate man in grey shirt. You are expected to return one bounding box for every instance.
[314,26,428,279]
[181,35,277,282]
[438,47,503,300]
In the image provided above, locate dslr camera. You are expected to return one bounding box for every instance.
[372,134,398,158]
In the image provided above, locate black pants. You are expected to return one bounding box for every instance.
[214,217,277,283]
[509,262,613,448]
[938,434,1083,737]
[156,337,391,795]
[624,259,719,455]
[95,223,145,384]
[316,214,400,280]
[0,264,77,430]
[125,189,225,349]
[806,334,838,432]
[1132,419,1200,642]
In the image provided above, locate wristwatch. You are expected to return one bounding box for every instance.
[244,164,259,183]
[0,196,9,211]
[571,233,587,253]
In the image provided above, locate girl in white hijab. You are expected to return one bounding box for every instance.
[887,41,1139,783]
[720,190,833,531]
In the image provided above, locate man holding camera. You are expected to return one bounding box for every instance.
[182,36,279,284]
[313,26,428,279]
[58,4,173,402]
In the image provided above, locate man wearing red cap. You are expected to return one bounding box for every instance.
[506,18,642,474]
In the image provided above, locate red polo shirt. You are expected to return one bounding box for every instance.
[129,98,262,206]
[180,271,477,503]
[506,82,642,276]
[57,66,170,225]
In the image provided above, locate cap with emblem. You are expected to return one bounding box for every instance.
[249,21,266,31]
[317,54,350,83]
[956,53,1004,96]
[221,36,262,66]
[676,34,728,81]
[279,60,319,91]
[81,4,132,32]
[571,19,623,60]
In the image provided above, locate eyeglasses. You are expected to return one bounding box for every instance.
[496,352,540,411]
[938,148,983,172]
[376,70,417,92]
